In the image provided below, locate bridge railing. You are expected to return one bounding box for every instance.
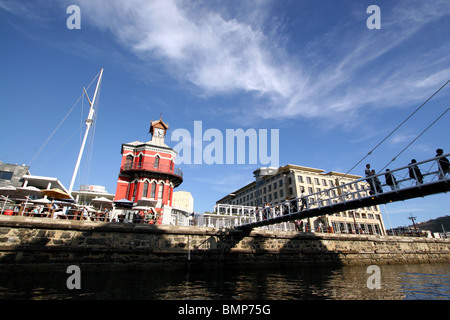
[237,153,449,226]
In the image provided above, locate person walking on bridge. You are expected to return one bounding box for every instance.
[436,148,449,179]
[408,159,423,185]
[365,164,376,195]
[385,169,398,190]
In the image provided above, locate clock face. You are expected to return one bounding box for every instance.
[154,128,165,137]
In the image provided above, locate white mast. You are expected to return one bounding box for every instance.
[68,68,104,196]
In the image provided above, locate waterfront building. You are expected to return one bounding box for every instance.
[171,191,194,226]
[216,164,387,235]
[0,162,30,188]
[114,117,183,225]
[72,185,115,206]
[0,161,69,193]
[172,191,194,212]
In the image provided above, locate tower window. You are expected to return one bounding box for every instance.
[151,182,157,198]
[158,183,164,200]
[143,181,149,198]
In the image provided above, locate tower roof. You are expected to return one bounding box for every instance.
[149,117,169,135]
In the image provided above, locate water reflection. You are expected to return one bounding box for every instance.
[0,262,448,300]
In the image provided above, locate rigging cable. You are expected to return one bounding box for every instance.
[28,71,101,166]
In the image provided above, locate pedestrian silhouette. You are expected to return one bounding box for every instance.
[371,169,383,193]
[408,159,423,184]
[365,164,376,195]
[385,169,398,190]
[436,148,449,179]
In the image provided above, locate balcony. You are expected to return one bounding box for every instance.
[120,161,183,185]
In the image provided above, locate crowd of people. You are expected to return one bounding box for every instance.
[2,201,111,221]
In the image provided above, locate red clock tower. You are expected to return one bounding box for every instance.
[114,117,183,224]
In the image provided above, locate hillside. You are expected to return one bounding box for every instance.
[416,215,450,233]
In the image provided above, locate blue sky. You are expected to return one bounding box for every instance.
[1,0,449,228]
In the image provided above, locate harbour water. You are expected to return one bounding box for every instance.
[0,262,448,300]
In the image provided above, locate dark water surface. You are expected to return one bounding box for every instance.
[0,262,448,300]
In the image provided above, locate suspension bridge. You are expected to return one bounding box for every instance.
[215,153,449,230]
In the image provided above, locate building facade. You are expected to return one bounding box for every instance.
[171,191,194,226]
[114,117,183,225]
[216,164,386,235]
[172,191,194,213]
[0,161,69,193]
[0,162,30,188]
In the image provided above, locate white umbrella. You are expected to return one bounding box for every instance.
[0,185,17,196]
[91,197,113,209]
[16,186,43,197]
[84,206,97,212]
[136,197,157,207]
[15,186,43,215]
[32,198,52,205]
[30,198,51,216]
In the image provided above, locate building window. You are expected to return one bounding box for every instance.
[307,177,312,184]
[126,183,132,199]
[154,156,160,168]
[158,183,164,200]
[298,175,303,183]
[0,171,13,180]
[151,182,157,198]
[132,183,138,201]
[125,155,133,169]
[143,181,149,197]
[138,155,143,168]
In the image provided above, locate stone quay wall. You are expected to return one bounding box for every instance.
[0,216,449,266]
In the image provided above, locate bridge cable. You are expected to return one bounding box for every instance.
[379,106,450,172]
[339,79,450,181]
[311,80,450,204]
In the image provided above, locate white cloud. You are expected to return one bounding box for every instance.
[77,0,293,97]
[7,0,448,125]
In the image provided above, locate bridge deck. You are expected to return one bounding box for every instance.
[229,154,450,229]
[238,179,449,229]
